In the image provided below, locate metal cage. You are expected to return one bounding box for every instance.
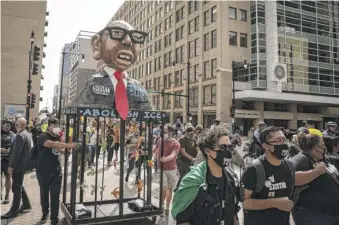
[60,107,166,225]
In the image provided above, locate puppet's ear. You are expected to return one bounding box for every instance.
[91,34,101,60]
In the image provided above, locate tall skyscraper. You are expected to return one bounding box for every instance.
[57,43,71,113]
[1,1,48,119]
[68,30,98,105]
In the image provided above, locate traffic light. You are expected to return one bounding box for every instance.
[31,94,36,109]
[33,45,41,61]
[26,94,31,107]
[27,80,32,90]
[32,63,39,75]
[230,105,235,118]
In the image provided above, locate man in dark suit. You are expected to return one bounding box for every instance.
[1,117,32,219]
[71,20,152,116]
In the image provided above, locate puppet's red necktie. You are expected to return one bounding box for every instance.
[113,71,129,120]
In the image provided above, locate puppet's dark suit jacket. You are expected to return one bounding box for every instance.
[71,69,152,111]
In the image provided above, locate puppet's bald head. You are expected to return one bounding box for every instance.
[91,20,147,71]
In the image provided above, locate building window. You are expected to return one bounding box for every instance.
[229,7,236,19]
[211,6,217,22]
[194,16,199,31]
[203,61,210,79]
[240,33,247,48]
[194,38,200,56]
[203,85,216,104]
[189,20,194,34]
[176,6,184,22]
[175,46,184,63]
[204,10,210,26]
[188,0,199,14]
[240,9,247,21]
[211,59,217,78]
[174,91,183,107]
[211,30,217,48]
[193,64,199,82]
[175,70,184,86]
[189,41,194,58]
[175,25,185,41]
[163,95,171,109]
[203,112,216,128]
[229,31,237,46]
[189,88,199,106]
[204,33,210,51]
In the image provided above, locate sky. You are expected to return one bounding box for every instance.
[40,0,124,111]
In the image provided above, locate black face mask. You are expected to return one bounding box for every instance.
[268,144,289,160]
[210,144,233,167]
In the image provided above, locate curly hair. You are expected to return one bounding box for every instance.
[199,127,229,151]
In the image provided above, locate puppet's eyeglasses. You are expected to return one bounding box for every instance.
[100,27,148,44]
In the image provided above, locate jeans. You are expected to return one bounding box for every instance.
[107,146,113,163]
[10,172,30,213]
[125,153,135,183]
[292,206,339,225]
[37,170,62,222]
[87,145,98,165]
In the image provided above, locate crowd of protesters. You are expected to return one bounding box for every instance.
[1,113,338,225]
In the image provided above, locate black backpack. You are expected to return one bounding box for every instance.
[241,156,295,223]
[247,156,295,194]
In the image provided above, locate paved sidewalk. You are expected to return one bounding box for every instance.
[1,151,168,225]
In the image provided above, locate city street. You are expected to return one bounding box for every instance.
[1,137,298,225]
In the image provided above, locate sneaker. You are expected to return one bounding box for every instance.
[2,195,9,204]
[40,214,48,224]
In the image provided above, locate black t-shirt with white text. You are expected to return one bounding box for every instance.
[37,133,62,173]
[291,153,339,215]
[242,158,293,225]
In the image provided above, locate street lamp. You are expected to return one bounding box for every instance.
[172,60,191,122]
[231,58,247,134]
[58,52,85,120]
[26,31,35,120]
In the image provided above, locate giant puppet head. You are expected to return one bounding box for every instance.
[91,20,148,71]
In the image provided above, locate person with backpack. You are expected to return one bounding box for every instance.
[171,127,240,225]
[241,126,295,225]
[291,133,339,225]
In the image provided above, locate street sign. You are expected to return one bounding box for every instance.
[3,104,26,119]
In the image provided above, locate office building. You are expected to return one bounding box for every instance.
[57,43,71,113]
[1,1,48,119]
[52,84,58,114]
[233,0,339,131]
[109,0,339,131]
[68,30,97,106]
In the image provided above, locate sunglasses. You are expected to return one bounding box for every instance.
[100,26,148,44]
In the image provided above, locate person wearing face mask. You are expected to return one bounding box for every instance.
[171,127,240,225]
[291,133,339,225]
[1,119,16,204]
[1,118,32,219]
[153,124,180,214]
[241,126,295,225]
[177,126,199,187]
[35,118,79,225]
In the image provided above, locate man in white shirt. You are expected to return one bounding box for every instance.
[71,20,152,112]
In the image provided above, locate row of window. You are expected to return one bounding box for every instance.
[159,84,217,109]
[229,7,247,21]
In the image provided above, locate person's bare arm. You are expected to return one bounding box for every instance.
[295,163,326,186]
[243,189,293,212]
[180,147,194,160]
[44,140,76,150]
[162,147,178,162]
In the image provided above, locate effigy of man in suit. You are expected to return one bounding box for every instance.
[72,20,152,120]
